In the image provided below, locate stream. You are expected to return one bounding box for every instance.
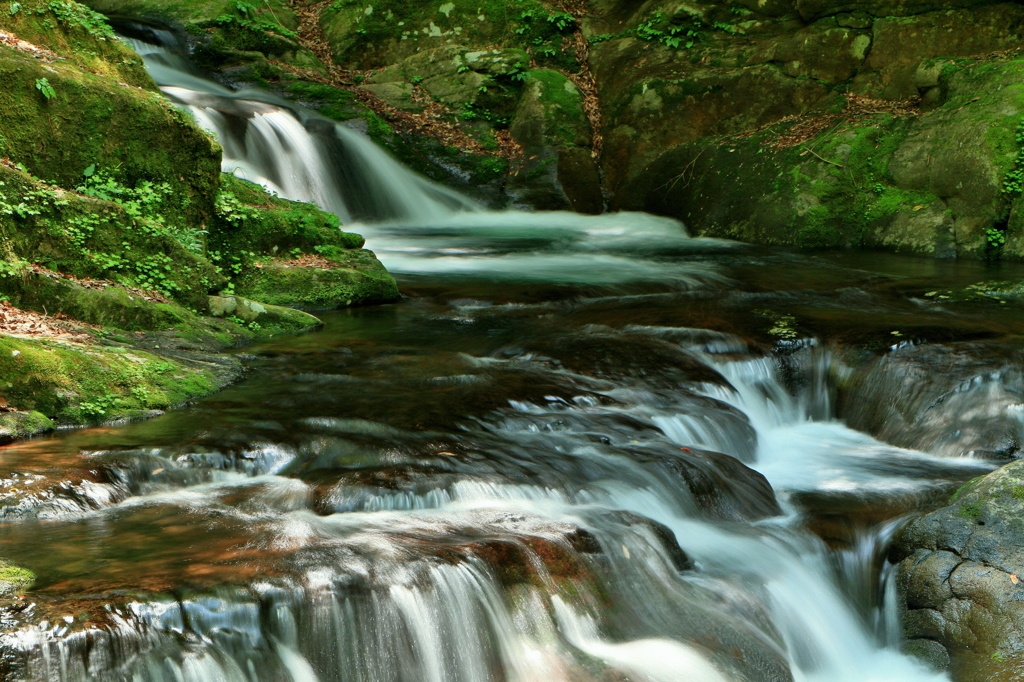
[1,24,1024,682]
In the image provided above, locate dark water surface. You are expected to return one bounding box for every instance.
[2,240,1023,681]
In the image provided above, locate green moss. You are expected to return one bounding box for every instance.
[236,249,399,310]
[0,0,153,87]
[213,174,363,254]
[0,560,35,595]
[526,69,590,148]
[0,165,225,308]
[0,410,54,442]
[0,333,220,424]
[320,0,575,71]
[958,501,983,519]
[0,43,221,230]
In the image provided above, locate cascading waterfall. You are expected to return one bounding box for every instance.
[0,24,1005,682]
[120,27,475,224]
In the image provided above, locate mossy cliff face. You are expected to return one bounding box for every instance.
[0,0,222,229]
[587,0,1024,257]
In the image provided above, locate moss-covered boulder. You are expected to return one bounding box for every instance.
[0,0,222,230]
[507,69,601,212]
[0,332,222,426]
[0,561,34,596]
[209,175,398,309]
[0,410,54,445]
[614,51,1024,257]
[892,461,1024,680]
[237,249,400,310]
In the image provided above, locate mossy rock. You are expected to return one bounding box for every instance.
[1,0,153,87]
[236,250,400,310]
[0,165,225,309]
[892,460,1024,680]
[0,560,35,596]
[211,174,364,256]
[0,8,222,230]
[0,333,222,425]
[320,0,577,72]
[507,69,601,212]
[207,294,323,334]
[0,410,54,444]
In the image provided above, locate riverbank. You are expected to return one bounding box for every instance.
[0,1,399,439]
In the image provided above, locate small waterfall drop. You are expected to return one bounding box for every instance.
[121,29,476,224]
[2,23,1002,682]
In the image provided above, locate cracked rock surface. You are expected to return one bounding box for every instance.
[893,460,1024,681]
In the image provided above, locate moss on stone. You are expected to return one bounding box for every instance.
[236,249,400,310]
[0,333,220,425]
[212,174,364,255]
[319,0,575,72]
[0,41,221,231]
[0,165,225,309]
[0,560,35,595]
[0,410,54,443]
[1,0,153,87]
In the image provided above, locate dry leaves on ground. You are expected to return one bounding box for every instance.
[0,300,93,343]
[0,30,58,61]
[258,254,337,269]
[741,95,920,151]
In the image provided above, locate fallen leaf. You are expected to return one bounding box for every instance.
[914,205,925,211]
[1011,573,1019,585]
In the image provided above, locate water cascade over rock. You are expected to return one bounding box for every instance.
[0,21,1019,682]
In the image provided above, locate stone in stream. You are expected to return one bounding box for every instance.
[892,461,1024,680]
[0,561,33,596]
[840,343,1024,459]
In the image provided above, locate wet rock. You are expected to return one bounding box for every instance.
[839,343,1024,459]
[0,412,53,445]
[851,5,1024,100]
[523,332,728,388]
[667,449,782,522]
[507,69,600,212]
[748,22,871,85]
[892,460,1024,678]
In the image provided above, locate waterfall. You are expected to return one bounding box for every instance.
[1,24,1002,682]
[120,29,476,224]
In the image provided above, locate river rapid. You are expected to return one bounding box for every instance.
[1,25,1024,682]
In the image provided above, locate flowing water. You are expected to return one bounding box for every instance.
[3,25,1024,682]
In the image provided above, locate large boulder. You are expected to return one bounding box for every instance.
[892,461,1024,680]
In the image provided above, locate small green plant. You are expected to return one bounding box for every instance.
[411,75,424,84]
[9,2,21,15]
[47,0,116,40]
[987,227,1007,250]
[1002,118,1024,196]
[78,393,124,419]
[35,78,56,101]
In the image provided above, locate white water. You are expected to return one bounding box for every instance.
[125,36,474,223]
[18,29,989,682]
[125,34,733,288]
